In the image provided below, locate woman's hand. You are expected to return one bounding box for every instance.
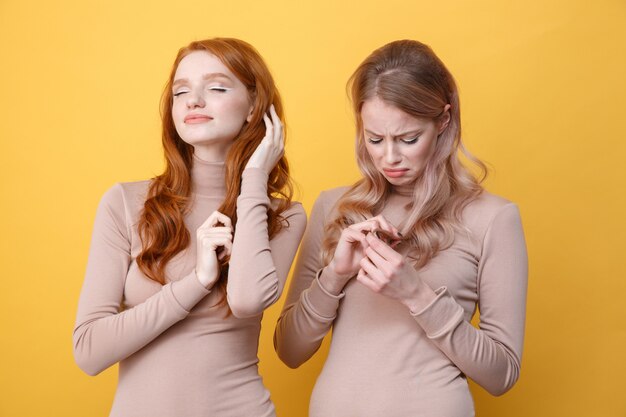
[323,215,401,294]
[245,104,284,174]
[357,233,436,312]
[195,211,233,289]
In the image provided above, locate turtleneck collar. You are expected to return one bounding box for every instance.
[191,153,227,197]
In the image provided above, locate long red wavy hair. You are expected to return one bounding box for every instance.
[136,38,292,303]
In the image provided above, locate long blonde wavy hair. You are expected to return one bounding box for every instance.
[322,40,486,268]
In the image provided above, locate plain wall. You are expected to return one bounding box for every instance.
[1,0,625,416]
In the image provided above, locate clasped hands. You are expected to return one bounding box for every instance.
[326,215,431,311]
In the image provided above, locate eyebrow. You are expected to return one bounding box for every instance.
[172,73,234,88]
[364,129,423,138]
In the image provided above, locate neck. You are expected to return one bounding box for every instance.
[191,153,227,197]
[191,142,232,162]
[391,183,414,198]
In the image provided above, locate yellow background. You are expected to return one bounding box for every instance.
[1,0,625,416]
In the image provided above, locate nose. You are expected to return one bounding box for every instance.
[186,88,205,109]
[384,140,402,165]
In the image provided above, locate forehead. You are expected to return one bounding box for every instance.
[173,50,239,82]
[361,97,432,133]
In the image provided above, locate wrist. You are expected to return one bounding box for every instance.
[242,166,270,178]
[240,168,269,196]
[327,260,353,279]
[320,263,350,295]
[401,282,436,313]
[195,268,214,290]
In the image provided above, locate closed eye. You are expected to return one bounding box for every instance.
[401,136,419,144]
[173,91,189,97]
[209,87,229,93]
[368,137,383,144]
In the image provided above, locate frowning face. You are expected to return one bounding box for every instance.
[362,97,443,188]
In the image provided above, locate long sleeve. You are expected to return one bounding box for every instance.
[274,191,345,368]
[411,203,528,395]
[226,168,307,318]
[73,184,211,376]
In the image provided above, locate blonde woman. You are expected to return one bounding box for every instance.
[274,40,528,417]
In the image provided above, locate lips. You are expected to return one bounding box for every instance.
[383,168,409,178]
[184,114,213,124]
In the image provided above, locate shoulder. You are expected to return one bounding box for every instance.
[97,180,152,221]
[462,190,522,238]
[116,179,152,201]
[314,186,351,217]
[282,200,307,223]
[269,197,307,233]
[101,179,151,204]
[465,190,513,214]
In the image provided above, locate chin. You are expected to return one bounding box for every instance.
[180,134,234,147]
[383,176,414,186]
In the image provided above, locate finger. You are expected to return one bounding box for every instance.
[201,236,232,251]
[366,233,403,263]
[372,229,400,245]
[356,269,381,293]
[199,212,219,229]
[200,211,233,229]
[373,215,401,238]
[263,114,274,140]
[217,240,233,260]
[269,104,282,128]
[364,246,388,270]
[199,225,232,235]
[198,232,233,243]
[341,228,370,247]
[269,105,283,146]
[359,256,386,283]
[348,219,381,234]
[198,226,232,235]
[223,240,233,256]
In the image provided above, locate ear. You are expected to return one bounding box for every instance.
[246,104,254,123]
[438,104,451,134]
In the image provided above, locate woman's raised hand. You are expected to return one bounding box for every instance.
[245,104,284,174]
[195,211,233,289]
[356,233,436,312]
[324,215,401,294]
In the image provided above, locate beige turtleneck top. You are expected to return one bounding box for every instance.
[73,155,306,417]
[274,187,527,417]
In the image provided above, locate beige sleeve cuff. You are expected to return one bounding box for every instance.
[240,168,269,198]
[411,286,465,339]
[169,270,211,313]
[301,269,345,320]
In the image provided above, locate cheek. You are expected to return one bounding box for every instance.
[219,96,251,120]
[364,143,382,163]
[172,101,185,122]
[408,138,436,165]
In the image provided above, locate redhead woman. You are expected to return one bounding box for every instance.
[274,40,527,417]
[73,38,306,417]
